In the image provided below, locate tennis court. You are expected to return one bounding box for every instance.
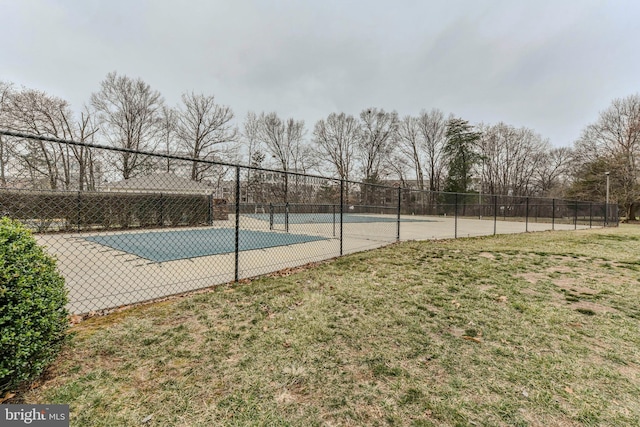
[244,212,433,224]
[85,228,328,262]
[39,215,593,314]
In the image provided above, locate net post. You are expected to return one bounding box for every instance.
[454,193,458,239]
[493,195,497,235]
[332,203,336,238]
[525,197,529,232]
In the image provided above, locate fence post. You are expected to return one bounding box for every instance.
[604,202,607,227]
[493,195,497,235]
[207,193,212,226]
[454,193,458,239]
[589,202,593,228]
[160,193,164,227]
[285,202,289,233]
[396,186,401,241]
[552,199,555,230]
[234,166,240,283]
[525,197,529,233]
[340,180,344,256]
[332,204,336,238]
[574,201,578,230]
[269,203,274,230]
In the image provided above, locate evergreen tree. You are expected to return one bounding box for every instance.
[567,156,621,203]
[443,118,482,193]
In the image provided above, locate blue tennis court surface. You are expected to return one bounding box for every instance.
[244,213,432,224]
[85,228,328,262]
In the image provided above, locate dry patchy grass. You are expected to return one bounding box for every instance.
[14,225,640,426]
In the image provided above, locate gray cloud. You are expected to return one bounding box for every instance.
[1,0,639,146]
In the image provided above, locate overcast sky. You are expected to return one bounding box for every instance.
[2,0,639,147]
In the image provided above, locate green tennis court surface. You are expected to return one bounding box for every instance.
[85,228,328,262]
[244,213,433,224]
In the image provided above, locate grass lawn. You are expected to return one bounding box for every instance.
[14,226,640,426]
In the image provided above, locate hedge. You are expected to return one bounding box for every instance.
[0,217,69,393]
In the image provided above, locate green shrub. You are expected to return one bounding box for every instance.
[0,217,69,394]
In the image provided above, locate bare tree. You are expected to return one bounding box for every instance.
[175,92,237,181]
[312,112,359,203]
[0,81,15,187]
[158,106,179,173]
[256,112,309,172]
[312,112,359,181]
[254,112,318,203]
[245,150,267,204]
[534,147,573,197]
[417,109,448,193]
[3,82,100,190]
[477,122,548,197]
[386,152,412,187]
[357,108,399,183]
[396,115,424,189]
[61,107,100,190]
[6,88,80,189]
[242,111,261,166]
[90,71,164,179]
[573,94,640,219]
[240,111,266,203]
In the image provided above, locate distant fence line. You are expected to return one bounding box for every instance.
[0,187,620,234]
[0,189,229,232]
[0,131,619,314]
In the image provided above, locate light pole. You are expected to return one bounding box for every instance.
[478,160,484,219]
[605,171,610,225]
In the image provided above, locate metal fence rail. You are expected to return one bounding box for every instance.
[0,131,618,314]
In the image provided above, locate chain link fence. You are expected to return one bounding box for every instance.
[0,131,618,314]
